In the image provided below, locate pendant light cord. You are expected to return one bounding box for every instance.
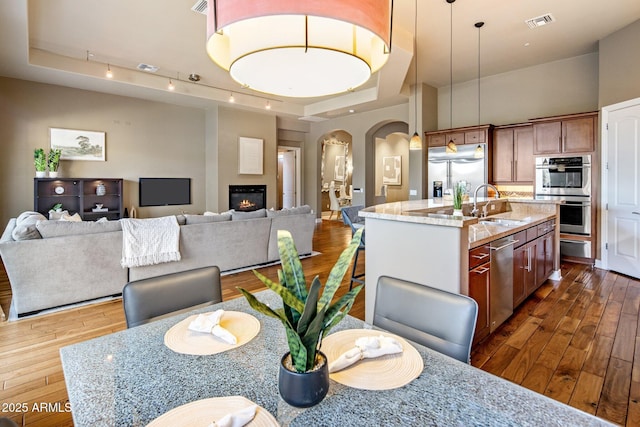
[449,1,453,129]
[476,22,484,126]
[414,0,418,133]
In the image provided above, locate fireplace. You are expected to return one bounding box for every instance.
[229,185,266,212]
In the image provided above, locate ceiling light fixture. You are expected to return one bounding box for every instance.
[409,0,422,151]
[474,21,485,159]
[167,79,175,91]
[445,0,457,154]
[105,64,113,79]
[229,92,235,103]
[205,0,392,98]
[265,101,271,110]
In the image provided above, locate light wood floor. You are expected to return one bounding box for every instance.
[0,219,636,426]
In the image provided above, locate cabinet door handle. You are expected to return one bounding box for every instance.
[491,240,518,251]
[526,247,532,272]
[471,253,490,261]
[514,160,517,178]
[472,266,490,274]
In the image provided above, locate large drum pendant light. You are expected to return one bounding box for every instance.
[206,0,392,98]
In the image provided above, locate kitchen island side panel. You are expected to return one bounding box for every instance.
[364,217,469,324]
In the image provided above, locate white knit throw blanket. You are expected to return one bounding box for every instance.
[120,216,181,268]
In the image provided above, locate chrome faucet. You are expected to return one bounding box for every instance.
[471,184,500,217]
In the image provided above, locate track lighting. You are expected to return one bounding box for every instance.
[105,64,113,79]
[168,79,175,91]
[229,93,235,103]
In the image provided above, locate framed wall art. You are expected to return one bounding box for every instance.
[238,137,264,175]
[50,128,106,161]
[382,155,401,185]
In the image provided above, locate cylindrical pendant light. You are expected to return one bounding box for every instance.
[445,0,457,154]
[206,0,392,98]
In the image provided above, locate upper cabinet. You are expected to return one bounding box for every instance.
[425,124,492,148]
[493,124,534,184]
[531,112,597,155]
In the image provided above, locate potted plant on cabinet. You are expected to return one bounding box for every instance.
[47,148,62,178]
[237,228,363,408]
[34,148,46,178]
[453,182,464,216]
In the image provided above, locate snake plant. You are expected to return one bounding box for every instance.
[238,228,363,373]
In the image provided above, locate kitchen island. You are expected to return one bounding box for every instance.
[360,198,562,334]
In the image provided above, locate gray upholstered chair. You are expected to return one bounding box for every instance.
[122,266,222,328]
[341,205,365,289]
[373,275,478,363]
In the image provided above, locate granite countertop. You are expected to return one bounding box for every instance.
[360,198,560,249]
[60,291,612,427]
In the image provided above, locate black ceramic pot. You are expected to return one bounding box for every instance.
[278,351,329,408]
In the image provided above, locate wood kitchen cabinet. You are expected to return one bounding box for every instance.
[493,124,534,184]
[532,112,597,155]
[426,124,492,148]
[468,245,491,344]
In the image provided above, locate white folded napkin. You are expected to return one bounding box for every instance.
[328,335,403,373]
[208,404,257,427]
[188,310,237,345]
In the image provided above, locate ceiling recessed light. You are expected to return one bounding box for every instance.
[524,42,530,47]
[349,109,355,113]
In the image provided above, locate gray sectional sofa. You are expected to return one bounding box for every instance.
[0,206,315,318]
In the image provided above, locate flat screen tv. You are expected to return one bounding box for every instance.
[139,178,191,207]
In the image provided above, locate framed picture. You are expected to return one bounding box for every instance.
[50,128,106,161]
[334,155,345,181]
[238,137,264,175]
[382,155,402,185]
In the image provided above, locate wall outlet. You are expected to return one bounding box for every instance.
[409,189,417,196]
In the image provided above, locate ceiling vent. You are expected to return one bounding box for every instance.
[525,13,555,29]
[191,0,208,15]
[137,63,159,73]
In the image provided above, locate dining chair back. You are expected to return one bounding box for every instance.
[373,275,478,363]
[123,266,222,328]
[341,205,365,289]
[328,183,342,220]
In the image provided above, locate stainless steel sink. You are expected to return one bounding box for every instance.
[479,218,527,227]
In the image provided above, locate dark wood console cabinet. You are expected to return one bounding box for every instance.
[34,178,124,221]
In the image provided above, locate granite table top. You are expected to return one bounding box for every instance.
[60,291,613,427]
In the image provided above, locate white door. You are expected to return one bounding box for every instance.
[606,103,640,279]
[282,150,296,209]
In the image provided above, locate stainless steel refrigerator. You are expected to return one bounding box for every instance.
[427,143,488,199]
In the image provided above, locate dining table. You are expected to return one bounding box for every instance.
[60,290,614,426]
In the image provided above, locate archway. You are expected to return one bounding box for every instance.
[316,130,353,217]
[364,121,409,206]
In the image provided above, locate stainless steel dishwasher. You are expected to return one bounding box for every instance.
[490,236,517,332]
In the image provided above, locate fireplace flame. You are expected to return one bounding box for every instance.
[239,199,256,209]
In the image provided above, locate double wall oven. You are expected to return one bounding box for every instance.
[535,155,591,258]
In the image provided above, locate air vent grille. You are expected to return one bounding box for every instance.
[137,63,159,73]
[191,0,208,15]
[525,13,555,29]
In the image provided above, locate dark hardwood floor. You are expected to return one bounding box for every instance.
[0,218,636,426]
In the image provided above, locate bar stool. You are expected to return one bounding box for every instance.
[341,205,365,289]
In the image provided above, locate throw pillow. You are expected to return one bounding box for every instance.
[49,210,70,220]
[36,220,122,238]
[60,213,82,222]
[231,208,267,221]
[11,211,46,240]
[266,205,313,218]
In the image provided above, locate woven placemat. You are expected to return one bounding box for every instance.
[164,311,260,355]
[146,396,279,427]
[321,329,424,390]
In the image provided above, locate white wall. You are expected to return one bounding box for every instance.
[438,53,600,129]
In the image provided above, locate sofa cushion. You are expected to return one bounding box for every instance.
[231,208,267,220]
[185,213,232,224]
[266,205,313,218]
[36,219,122,238]
[12,211,46,240]
[175,214,187,225]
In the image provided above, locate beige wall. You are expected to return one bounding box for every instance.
[0,77,206,226]
[216,107,278,211]
[437,53,599,129]
[599,19,640,108]
[375,133,409,202]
